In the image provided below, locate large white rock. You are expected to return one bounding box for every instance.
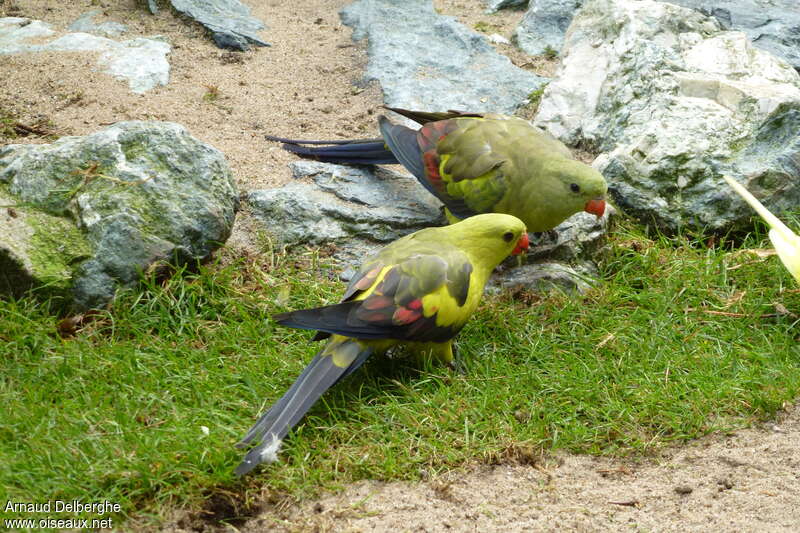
[535,0,800,233]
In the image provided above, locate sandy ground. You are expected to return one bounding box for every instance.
[1,0,381,192]
[245,405,800,532]
[2,1,799,531]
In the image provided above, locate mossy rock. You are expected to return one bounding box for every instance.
[0,121,239,310]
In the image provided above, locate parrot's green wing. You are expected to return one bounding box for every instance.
[378,115,508,219]
[384,107,485,125]
[276,251,474,343]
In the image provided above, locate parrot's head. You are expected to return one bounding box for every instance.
[532,159,608,230]
[452,213,529,263]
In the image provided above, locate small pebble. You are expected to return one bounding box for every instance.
[717,478,734,490]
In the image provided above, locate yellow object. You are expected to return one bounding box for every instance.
[235,213,529,475]
[723,174,800,283]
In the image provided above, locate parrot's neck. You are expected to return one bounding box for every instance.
[461,244,508,284]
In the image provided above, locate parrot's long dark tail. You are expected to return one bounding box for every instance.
[234,337,373,476]
[265,134,400,165]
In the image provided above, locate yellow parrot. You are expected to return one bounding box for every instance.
[235,213,529,475]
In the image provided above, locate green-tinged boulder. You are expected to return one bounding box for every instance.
[0,188,91,300]
[0,121,238,310]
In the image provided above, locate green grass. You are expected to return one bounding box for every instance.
[2,222,799,528]
[526,84,549,116]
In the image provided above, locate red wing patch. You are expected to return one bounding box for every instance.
[422,150,446,194]
[417,120,457,150]
[391,297,425,325]
[418,120,458,195]
[392,306,423,325]
[355,266,382,290]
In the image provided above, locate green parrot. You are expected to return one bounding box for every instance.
[267,108,608,233]
[235,213,529,475]
[723,175,800,283]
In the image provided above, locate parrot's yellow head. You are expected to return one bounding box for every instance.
[530,159,608,231]
[449,213,529,264]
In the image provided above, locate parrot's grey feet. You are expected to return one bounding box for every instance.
[448,347,466,375]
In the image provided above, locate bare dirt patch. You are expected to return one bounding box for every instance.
[207,405,800,532]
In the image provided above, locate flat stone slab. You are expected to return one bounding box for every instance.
[68,9,128,38]
[0,17,170,93]
[246,161,444,252]
[169,0,269,51]
[340,0,545,113]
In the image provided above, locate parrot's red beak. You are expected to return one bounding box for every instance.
[584,198,606,217]
[512,233,530,255]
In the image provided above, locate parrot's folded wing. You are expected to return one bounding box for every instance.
[276,254,472,343]
[377,116,426,181]
[384,107,485,125]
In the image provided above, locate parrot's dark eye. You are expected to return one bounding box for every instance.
[570,183,580,193]
[502,231,514,243]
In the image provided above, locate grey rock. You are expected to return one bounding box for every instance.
[514,0,800,71]
[526,206,615,263]
[535,0,800,234]
[68,10,128,38]
[514,0,585,56]
[148,0,159,15]
[340,0,545,113]
[246,161,444,253]
[490,261,595,294]
[168,0,269,51]
[211,30,249,50]
[0,121,238,310]
[0,189,91,301]
[0,17,56,48]
[668,0,800,72]
[490,204,615,294]
[0,17,170,93]
[484,0,529,13]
